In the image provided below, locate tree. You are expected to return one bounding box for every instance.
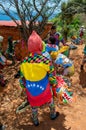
[63,0,86,15]
[0,0,62,42]
[60,2,75,41]
[60,0,86,41]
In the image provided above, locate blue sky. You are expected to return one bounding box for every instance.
[0,0,68,21]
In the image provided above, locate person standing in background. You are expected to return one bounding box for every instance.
[6,36,15,65]
[48,25,66,47]
[79,25,85,38]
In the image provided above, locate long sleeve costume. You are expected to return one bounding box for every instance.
[19,31,57,107]
[20,54,57,107]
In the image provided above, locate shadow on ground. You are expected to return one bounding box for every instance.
[15,112,71,130]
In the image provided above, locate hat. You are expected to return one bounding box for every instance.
[0,36,4,42]
[27,31,43,54]
[81,25,84,28]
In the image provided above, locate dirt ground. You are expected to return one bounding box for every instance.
[0,43,86,130]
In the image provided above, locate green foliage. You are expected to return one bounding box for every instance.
[50,0,86,41]
[50,13,83,39]
[68,15,81,36]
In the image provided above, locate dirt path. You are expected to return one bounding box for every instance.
[0,44,86,130]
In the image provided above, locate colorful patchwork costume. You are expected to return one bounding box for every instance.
[19,31,59,126]
[20,54,57,106]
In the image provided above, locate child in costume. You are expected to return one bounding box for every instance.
[19,31,59,126]
[17,39,58,113]
[43,35,75,104]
